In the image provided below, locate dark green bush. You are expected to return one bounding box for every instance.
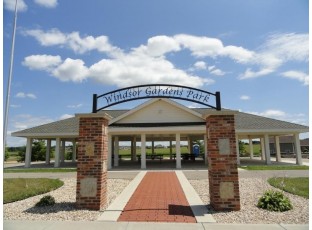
[257,190,292,212]
[35,195,55,207]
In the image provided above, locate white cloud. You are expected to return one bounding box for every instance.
[193,61,207,70]
[89,52,211,88]
[11,114,53,131]
[15,92,37,99]
[66,32,122,55]
[239,67,274,79]
[260,33,308,62]
[240,95,250,100]
[34,0,58,8]
[22,31,308,87]
[52,58,89,82]
[239,33,308,80]
[135,35,181,57]
[4,0,27,12]
[281,71,309,86]
[7,114,54,146]
[247,109,308,126]
[210,68,225,76]
[24,28,67,46]
[175,34,224,57]
[248,109,286,119]
[22,54,62,70]
[191,62,225,76]
[59,114,74,120]
[221,45,255,64]
[23,29,122,56]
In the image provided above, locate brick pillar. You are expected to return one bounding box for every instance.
[76,114,108,210]
[206,114,240,211]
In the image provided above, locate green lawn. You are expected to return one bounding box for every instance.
[268,177,309,198]
[240,165,309,170]
[119,146,189,156]
[4,168,77,173]
[4,178,64,203]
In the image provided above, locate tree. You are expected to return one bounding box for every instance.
[17,140,46,162]
[31,140,46,161]
[239,140,246,156]
[4,147,9,161]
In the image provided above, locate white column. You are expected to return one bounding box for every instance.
[260,137,265,160]
[60,140,65,163]
[45,139,51,164]
[107,134,112,169]
[275,136,281,162]
[141,134,146,169]
[54,138,61,168]
[249,138,254,159]
[264,134,271,165]
[25,138,33,168]
[293,133,303,165]
[204,134,208,165]
[176,133,181,169]
[236,135,240,165]
[114,136,119,167]
[72,141,76,162]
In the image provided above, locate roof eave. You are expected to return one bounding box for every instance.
[236,128,309,135]
[11,132,78,138]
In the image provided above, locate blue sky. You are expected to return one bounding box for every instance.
[3,0,309,146]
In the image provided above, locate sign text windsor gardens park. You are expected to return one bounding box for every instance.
[92,84,221,113]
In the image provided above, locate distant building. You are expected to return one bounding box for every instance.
[269,136,309,155]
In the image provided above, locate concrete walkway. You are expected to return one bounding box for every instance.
[117,172,196,223]
[3,165,309,229]
[99,171,215,223]
[4,220,309,230]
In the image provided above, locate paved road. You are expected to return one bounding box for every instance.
[4,169,308,180]
[183,169,309,180]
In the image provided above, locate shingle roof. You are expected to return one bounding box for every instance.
[12,117,79,137]
[234,112,308,131]
[12,109,308,138]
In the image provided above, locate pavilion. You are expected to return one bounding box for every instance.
[12,98,308,168]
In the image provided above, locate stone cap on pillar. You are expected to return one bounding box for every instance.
[202,109,239,119]
[75,113,113,120]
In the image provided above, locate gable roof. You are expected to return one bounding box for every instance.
[109,98,203,125]
[11,117,79,138]
[11,99,309,138]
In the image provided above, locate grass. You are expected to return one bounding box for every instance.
[119,146,190,155]
[240,165,309,170]
[268,177,309,198]
[4,168,77,173]
[3,178,64,203]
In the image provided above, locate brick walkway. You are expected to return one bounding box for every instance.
[117,172,196,223]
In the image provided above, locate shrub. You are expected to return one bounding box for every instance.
[257,190,293,212]
[35,195,55,207]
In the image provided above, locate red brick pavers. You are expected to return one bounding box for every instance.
[117,172,196,223]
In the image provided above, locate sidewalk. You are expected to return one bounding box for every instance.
[4,220,309,230]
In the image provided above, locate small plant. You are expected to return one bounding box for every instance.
[35,195,55,207]
[257,190,292,212]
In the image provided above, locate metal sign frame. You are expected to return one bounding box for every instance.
[92,84,221,113]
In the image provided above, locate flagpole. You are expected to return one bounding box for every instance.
[3,0,18,161]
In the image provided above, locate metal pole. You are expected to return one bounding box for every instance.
[92,94,98,113]
[3,0,18,160]
[215,91,221,111]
